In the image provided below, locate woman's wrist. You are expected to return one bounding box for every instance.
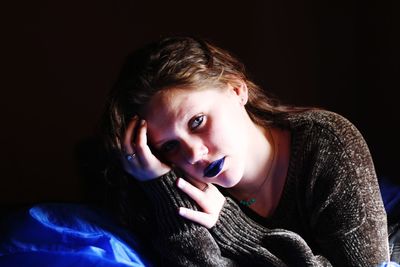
[138,171,200,233]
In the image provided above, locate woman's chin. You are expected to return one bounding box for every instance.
[215,173,242,189]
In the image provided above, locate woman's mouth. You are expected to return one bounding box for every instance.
[203,157,225,178]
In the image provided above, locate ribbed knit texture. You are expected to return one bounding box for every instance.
[134,110,389,266]
[139,171,237,266]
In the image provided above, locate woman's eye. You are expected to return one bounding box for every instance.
[161,140,179,153]
[189,115,205,130]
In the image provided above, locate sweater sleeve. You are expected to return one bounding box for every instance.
[304,112,389,266]
[139,171,237,266]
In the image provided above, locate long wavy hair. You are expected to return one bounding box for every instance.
[100,36,308,237]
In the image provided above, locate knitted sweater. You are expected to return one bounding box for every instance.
[137,110,389,266]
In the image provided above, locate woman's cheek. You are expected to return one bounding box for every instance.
[210,123,231,148]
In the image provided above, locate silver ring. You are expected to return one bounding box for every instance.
[201,184,209,192]
[125,152,136,161]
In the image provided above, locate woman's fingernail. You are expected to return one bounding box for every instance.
[141,120,146,126]
[177,178,185,189]
[178,207,186,216]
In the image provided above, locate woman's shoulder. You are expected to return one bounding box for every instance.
[286,109,360,137]
[284,109,370,156]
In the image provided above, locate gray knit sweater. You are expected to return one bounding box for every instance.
[138,110,389,266]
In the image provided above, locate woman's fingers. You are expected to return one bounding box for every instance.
[135,120,153,166]
[121,117,171,180]
[176,178,225,228]
[123,116,139,154]
[178,208,216,229]
[177,178,208,207]
[184,176,208,191]
[121,116,141,174]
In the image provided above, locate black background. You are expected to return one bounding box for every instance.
[1,0,399,212]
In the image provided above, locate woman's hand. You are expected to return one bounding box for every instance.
[121,116,171,181]
[176,178,225,229]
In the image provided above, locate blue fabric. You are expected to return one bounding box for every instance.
[0,203,152,267]
[380,262,400,267]
[379,177,400,221]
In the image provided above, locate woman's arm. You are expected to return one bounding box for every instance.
[303,111,389,266]
[138,171,238,266]
[141,172,286,266]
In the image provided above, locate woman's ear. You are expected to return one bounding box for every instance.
[231,80,248,106]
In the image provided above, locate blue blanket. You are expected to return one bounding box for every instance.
[0,204,152,267]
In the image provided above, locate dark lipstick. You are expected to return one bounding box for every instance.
[203,157,225,178]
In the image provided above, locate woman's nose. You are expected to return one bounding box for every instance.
[182,138,208,165]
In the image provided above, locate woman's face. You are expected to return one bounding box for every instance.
[143,84,251,188]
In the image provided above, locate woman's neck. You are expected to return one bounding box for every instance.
[228,121,291,217]
[229,121,277,198]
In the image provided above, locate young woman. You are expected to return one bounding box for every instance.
[102,36,390,266]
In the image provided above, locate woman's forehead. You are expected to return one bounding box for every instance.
[146,86,227,113]
[144,88,209,121]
